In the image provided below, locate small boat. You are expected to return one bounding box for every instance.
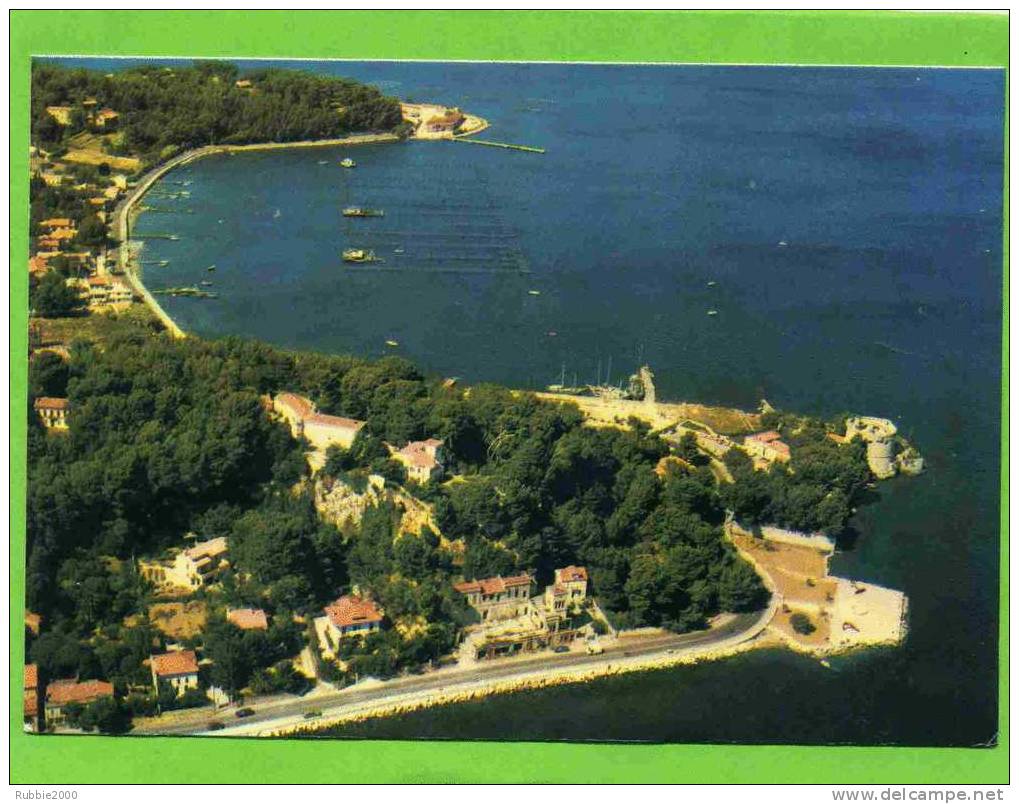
[393,248,405,254]
[200,280,213,287]
[707,310,719,317]
[385,340,399,347]
[273,209,281,219]
[206,265,216,272]
[339,158,356,168]
[707,280,717,287]
[778,240,788,247]
[342,207,384,218]
[342,248,377,263]
[547,330,558,337]
[318,160,328,165]
[528,290,541,296]
[820,659,832,669]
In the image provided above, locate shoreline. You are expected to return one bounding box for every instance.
[112,131,403,338]
[214,600,781,737]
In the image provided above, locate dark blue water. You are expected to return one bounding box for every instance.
[65,59,1005,746]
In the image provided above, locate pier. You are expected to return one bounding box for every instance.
[453,138,545,154]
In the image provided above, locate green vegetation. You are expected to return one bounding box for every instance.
[790,612,816,635]
[30,269,84,318]
[31,61,405,164]
[720,419,870,535]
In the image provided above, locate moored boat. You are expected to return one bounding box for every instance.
[339,158,356,168]
[342,248,377,263]
[342,207,384,217]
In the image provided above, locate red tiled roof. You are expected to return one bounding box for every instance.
[454,573,532,596]
[25,689,38,718]
[87,276,112,287]
[25,664,38,690]
[306,412,366,432]
[39,218,73,228]
[25,611,42,635]
[275,392,316,419]
[324,595,383,629]
[45,679,114,706]
[396,438,444,469]
[227,608,268,630]
[150,650,199,678]
[556,565,588,583]
[34,397,69,411]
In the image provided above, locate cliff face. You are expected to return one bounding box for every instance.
[313,474,387,531]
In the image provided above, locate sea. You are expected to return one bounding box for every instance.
[53,58,1005,746]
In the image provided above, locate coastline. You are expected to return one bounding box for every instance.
[215,599,781,737]
[112,131,403,338]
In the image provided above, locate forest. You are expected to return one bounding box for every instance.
[30,61,406,163]
[27,322,775,678]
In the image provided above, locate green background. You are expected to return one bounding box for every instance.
[9,10,1009,784]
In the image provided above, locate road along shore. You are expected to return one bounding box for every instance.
[111,132,402,338]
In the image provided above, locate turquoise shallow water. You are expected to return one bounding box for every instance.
[70,58,1004,745]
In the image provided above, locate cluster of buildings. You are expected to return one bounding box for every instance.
[742,429,791,469]
[454,566,591,661]
[46,98,120,130]
[272,391,447,483]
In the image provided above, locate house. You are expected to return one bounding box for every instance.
[29,255,50,276]
[139,536,229,590]
[743,430,791,468]
[39,217,74,230]
[82,275,133,308]
[24,664,39,731]
[227,608,269,631]
[454,574,534,622]
[103,185,122,201]
[94,108,119,128]
[694,431,734,459]
[44,679,114,727]
[272,392,366,451]
[391,438,446,483]
[34,397,69,430]
[323,594,384,641]
[541,566,589,627]
[150,650,200,697]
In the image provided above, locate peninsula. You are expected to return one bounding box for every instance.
[25,61,921,739]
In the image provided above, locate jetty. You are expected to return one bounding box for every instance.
[453,138,545,154]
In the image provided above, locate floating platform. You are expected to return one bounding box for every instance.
[453,138,545,154]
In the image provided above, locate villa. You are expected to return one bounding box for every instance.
[33,397,69,430]
[454,574,534,622]
[390,438,446,483]
[743,430,791,468]
[24,664,39,731]
[44,679,114,727]
[273,392,366,451]
[138,536,229,591]
[150,650,200,697]
[323,594,384,641]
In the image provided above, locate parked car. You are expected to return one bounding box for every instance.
[207,721,225,731]
[304,710,322,719]
[586,642,604,655]
[553,645,570,654]
[235,707,255,718]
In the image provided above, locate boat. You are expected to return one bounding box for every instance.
[778,240,788,247]
[707,280,717,287]
[385,339,399,347]
[317,160,328,165]
[820,659,832,669]
[342,207,384,218]
[707,310,719,316]
[206,265,216,272]
[527,290,541,296]
[200,280,213,287]
[273,209,281,219]
[393,248,405,254]
[342,248,378,263]
[339,158,356,168]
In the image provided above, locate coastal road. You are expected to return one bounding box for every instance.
[132,609,769,737]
